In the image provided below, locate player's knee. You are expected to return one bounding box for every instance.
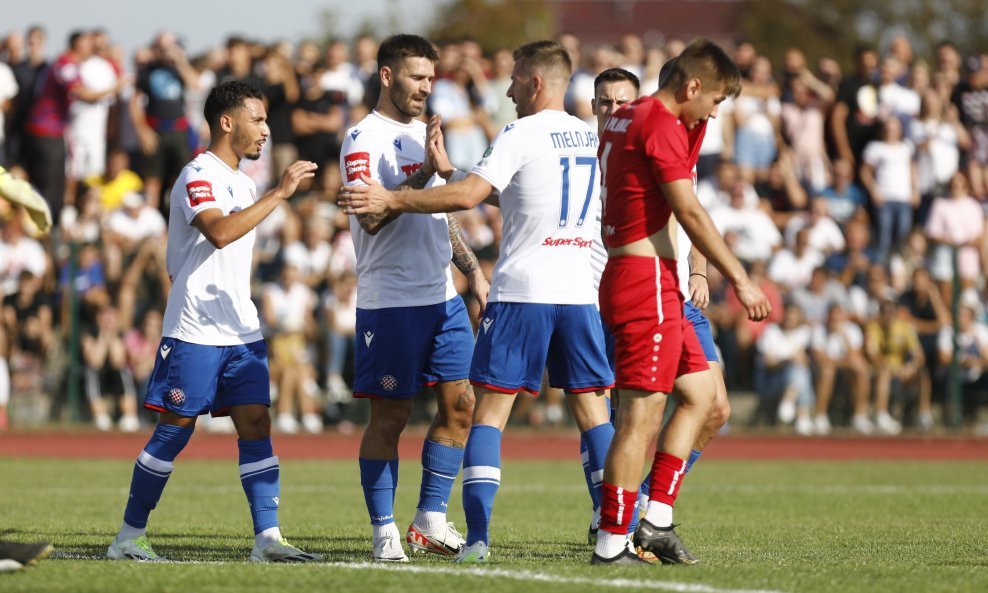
[369,408,410,441]
[708,397,731,430]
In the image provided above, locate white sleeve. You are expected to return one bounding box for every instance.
[178,168,223,225]
[470,124,527,192]
[340,128,384,187]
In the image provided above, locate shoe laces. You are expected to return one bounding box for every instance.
[134,536,158,557]
[445,522,463,541]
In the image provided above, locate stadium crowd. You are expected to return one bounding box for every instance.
[0,26,986,436]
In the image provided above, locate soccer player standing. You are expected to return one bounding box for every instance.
[341,40,615,564]
[592,39,770,565]
[107,81,321,563]
[339,34,488,562]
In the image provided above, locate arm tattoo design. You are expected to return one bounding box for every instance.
[356,167,433,232]
[446,213,481,276]
[396,166,433,191]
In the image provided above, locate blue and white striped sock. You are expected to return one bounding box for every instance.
[579,437,599,510]
[238,438,281,535]
[415,440,464,533]
[462,425,502,546]
[121,423,193,536]
[581,423,614,511]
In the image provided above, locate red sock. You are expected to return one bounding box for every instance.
[648,451,687,506]
[599,481,640,535]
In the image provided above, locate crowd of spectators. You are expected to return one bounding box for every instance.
[0,25,986,436]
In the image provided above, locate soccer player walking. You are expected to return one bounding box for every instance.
[339,34,488,562]
[592,39,770,565]
[107,81,321,563]
[341,40,615,564]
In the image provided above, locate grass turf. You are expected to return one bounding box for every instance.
[1,456,987,592]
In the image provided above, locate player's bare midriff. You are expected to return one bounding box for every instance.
[606,215,679,260]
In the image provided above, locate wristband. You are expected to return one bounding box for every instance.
[689,273,707,279]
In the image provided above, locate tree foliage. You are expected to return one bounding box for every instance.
[739,0,988,72]
[427,0,553,55]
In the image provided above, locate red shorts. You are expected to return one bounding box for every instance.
[599,256,708,394]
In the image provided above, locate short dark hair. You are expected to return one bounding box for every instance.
[513,40,572,78]
[594,68,640,94]
[661,38,741,98]
[204,81,264,131]
[377,34,438,72]
[68,30,86,50]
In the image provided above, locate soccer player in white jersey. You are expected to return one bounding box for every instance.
[341,40,615,564]
[339,34,488,563]
[106,81,322,563]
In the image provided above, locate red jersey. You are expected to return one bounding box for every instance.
[26,52,82,137]
[598,96,707,247]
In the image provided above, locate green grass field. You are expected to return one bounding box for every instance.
[1,456,987,592]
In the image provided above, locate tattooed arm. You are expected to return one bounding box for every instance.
[354,164,436,235]
[447,212,489,316]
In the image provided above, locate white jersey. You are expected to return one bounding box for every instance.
[163,152,263,346]
[69,56,117,141]
[471,110,599,304]
[341,110,456,309]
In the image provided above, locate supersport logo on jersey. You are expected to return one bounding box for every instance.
[186,180,216,206]
[344,152,371,182]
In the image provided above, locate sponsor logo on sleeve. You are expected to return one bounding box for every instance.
[344,152,372,182]
[186,180,216,206]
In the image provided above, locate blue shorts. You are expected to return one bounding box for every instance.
[600,309,615,373]
[354,296,473,399]
[684,301,719,362]
[471,302,614,395]
[144,338,270,417]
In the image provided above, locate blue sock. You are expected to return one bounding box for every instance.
[238,438,281,534]
[579,437,598,509]
[581,423,613,512]
[360,458,397,525]
[462,425,502,546]
[123,423,194,530]
[628,475,651,534]
[418,440,464,513]
[685,449,703,473]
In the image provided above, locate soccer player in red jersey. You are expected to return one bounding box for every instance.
[592,39,771,565]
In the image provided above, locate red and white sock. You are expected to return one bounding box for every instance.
[645,452,687,527]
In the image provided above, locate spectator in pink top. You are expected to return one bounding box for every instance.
[924,172,984,303]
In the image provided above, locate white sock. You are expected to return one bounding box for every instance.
[0,357,9,407]
[413,510,446,535]
[372,522,399,542]
[255,526,282,549]
[594,530,631,558]
[117,521,146,542]
[644,501,674,527]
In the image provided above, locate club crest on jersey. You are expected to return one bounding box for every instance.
[344,152,371,182]
[186,180,215,206]
[379,375,398,392]
[393,137,402,151]
[167,388,185,406]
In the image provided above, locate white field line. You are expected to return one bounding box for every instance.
[26,483,988,496]
[51,553,788,593]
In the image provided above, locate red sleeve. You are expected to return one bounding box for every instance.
[642,110,691,184]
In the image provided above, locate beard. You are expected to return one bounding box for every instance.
[391,87,426,119]
[233,126,262,160]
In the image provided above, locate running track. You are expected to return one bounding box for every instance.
[1,430,986,460]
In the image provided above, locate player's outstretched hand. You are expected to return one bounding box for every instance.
[277,160,318,198]
[734,281,771,321]
[426,115,454,179]
[339,176,394,215]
